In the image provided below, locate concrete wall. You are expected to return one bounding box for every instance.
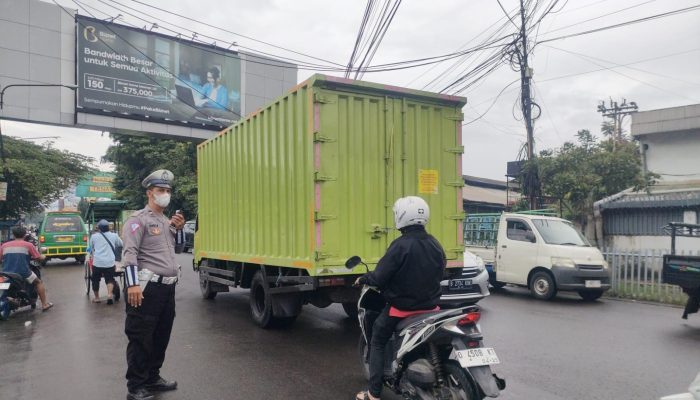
[638,130,700,182]
[603,235,698,254]
[0,0,298,140]
[632,103,700,182]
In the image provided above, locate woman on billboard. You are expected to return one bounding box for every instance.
[201,66,228,110]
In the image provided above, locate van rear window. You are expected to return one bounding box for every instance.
[45,216,83,233]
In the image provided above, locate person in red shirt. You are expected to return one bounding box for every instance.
[0,226,53,311]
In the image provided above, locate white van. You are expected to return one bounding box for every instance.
[465,213,611,301]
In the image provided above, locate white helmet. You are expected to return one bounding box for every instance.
[393,196,430,230]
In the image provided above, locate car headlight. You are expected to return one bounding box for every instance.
[475,256,485,272]
[551,257,576,268]
[602,260,609,269]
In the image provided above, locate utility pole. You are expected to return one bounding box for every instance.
[518,0,537,210]
[597,98,638,150]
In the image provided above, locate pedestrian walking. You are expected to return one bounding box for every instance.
[88,219,123,304]
[121,169,185,400]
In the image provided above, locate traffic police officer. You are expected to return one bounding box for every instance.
[122,169,185,400]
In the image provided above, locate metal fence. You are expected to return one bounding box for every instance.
[603,248,692,304]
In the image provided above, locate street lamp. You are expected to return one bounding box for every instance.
[0,83,78,109]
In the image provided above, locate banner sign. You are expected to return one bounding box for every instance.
[75,172,116,199]
[76,16,241,130]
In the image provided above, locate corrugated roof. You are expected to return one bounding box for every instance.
[463,183,520,206]
[596,181,700,210]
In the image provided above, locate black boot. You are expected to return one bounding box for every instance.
[126,388,154,400]
[145,377,178,392]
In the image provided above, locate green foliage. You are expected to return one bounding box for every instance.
[103,134,197,217]
[1,136,94,218]
[532,129,655,225]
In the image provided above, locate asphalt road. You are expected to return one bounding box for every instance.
[1,253,698,400]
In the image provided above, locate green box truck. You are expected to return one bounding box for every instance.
[194,74,466,328]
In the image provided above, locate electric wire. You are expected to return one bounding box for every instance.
[537,4,700,44]
[123,0,345,67]
[542,0,659,35]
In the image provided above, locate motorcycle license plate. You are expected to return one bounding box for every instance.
[0,282,10,290]
[585,280,601,288]
[449,279,472,290]
[454,348,500,368]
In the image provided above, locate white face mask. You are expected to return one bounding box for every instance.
[153,192,171,208]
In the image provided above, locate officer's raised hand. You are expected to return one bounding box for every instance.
[170,211,185,230]
[127,285,144,307]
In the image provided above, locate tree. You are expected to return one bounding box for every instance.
[530,129,655,233]
[103,134,197,216]
[0,136,94,219]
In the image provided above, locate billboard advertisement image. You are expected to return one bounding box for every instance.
[76,16,241,129]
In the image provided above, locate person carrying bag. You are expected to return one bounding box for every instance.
[88,220,124,304]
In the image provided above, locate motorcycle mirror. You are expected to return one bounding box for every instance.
[345,256,362,270]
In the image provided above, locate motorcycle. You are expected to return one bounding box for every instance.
[660,372,700,400]
[0,236,42,320]
[0,268,39,320]
[347,256,505,399]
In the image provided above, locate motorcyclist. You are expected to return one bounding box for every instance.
[0,226,53,311]
[354,196,446,400]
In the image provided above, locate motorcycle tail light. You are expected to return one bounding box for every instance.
[39,236,45,243]
[83,235,88,242]
[457,311,481,326]
[467,341,480,348]
[0,276,5,283]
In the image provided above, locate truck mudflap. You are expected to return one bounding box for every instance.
[468,365,505,397]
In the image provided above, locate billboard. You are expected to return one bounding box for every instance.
[76,16,241,130]
[75,172,116,199]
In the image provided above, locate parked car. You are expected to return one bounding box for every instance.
[183,220,195,253]
[439,249,490,307]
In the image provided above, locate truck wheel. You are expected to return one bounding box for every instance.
[199,271,217,300]
[250,270,283,328]
[342,302,358,319]
[578,290,603,302]
[530,271,557,300]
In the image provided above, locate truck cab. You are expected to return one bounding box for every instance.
[475,213,611,301]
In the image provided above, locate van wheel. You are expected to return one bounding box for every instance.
[342,302,358,319]
[530,271,557,300]
[199,271,217,300]
[76,255,85,264]
[578,290,604,302]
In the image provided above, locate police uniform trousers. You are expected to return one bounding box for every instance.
[125,281,176,391]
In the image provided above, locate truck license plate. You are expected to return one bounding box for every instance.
[454,348,500,368]
[0,282,10,290]
[585,280,601,288]
[449,279,472,290]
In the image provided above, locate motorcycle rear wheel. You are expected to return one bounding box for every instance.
[444,361,480,400]
[358,335,370,380]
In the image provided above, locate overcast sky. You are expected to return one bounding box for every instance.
[5,0,700,179]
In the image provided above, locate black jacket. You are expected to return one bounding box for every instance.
[363,225,446,311]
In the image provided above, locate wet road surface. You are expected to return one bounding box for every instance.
[1,253,698,400]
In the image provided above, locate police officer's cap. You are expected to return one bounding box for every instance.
[142,169,174,189]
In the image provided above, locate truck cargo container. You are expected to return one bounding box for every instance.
[194,74,466,328]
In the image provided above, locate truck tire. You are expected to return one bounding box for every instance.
[250,270,293,329]
[342,302,358,319]
[578,290,603,302]
[199,271,217,300]
[530,271,557,300]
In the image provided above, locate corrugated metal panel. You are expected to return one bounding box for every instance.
[604,209,687,235]
[196,74,466,275]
